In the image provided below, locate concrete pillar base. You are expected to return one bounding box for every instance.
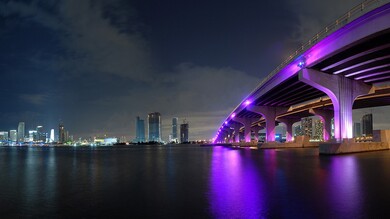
[319,142,389,154]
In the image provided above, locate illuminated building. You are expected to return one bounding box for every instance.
[313,119,323,141]
[135,116,145,142]
[59,123,65,143]
[0,131,8,141]
[36,126,46,142]
[17,122,25,142]
[148,112,161,142]
[50,129,55,142]
[294,124,303,136]
[10,130,17,142]
[28,130,37,142]
[362,114,373,136]
[172,117,178,143]
[180,120,189,143]
[301,117,313,138]
[353,122,361,137]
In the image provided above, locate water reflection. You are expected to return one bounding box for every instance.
[326,155,363,216]
[209,147,266,218]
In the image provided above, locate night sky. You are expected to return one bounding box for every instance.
[1,0,388,141]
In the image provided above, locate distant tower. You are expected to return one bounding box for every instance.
[362,114,373,136]
[148,112,161,142]
[36,126,45,142]
[10,130,17,142]
[172,117,178,143]
[59,123,65,143]
[17,122,25,142]
[353,122,361,137]
[50,129,55,142]
[135,116,145,142]
[180,120,189,143]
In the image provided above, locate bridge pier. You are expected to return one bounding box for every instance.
[232,117,256,142]
[309,108,333,141]
[251,125,262,142]
[300,69,371,141]
[247,106,287,142]
[232,123,241,143]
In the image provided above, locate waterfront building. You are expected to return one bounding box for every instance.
[313,119,323,141]
[294,124,303,136]
[0,131,8,141]
[301,117,313,138]
[172,117,178,143]
[59,123,65,143]
[362,114,373,136]
[36,126,46,142]
[135,116,145,142]
[148,112,161,142]
[50,129,55,142]
[353,122,361,137]
[17,122,25,142]
[180,121,189,143]
[10,130,17,142]
[28,130,37,142]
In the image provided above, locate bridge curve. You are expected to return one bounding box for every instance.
[215,0,390,143]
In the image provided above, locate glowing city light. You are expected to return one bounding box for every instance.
[244,100,252,106]
[224,121,228,125]
[231,113,236,118]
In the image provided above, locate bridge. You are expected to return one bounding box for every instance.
[214,0,390,154]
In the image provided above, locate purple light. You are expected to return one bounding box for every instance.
[231,113,236,118]
[297,60,305,68]
[244,100,252,106]
[224,121,228,125]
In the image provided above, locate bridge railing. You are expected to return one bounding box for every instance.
[250,0,389,96]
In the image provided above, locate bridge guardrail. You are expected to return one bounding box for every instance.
[251,0,389,96]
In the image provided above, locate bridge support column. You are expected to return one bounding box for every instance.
[232,123,241,143]
[232,118,256,142]
[247,106,287,142]
[277,118,300,142]
[300,69,371,141]
[251,125,262,142]
[309,108,333,141]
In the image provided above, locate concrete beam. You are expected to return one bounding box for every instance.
[247,106,288,142]
[300,69,371,140]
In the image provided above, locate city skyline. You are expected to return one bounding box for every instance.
[1,0,390,141]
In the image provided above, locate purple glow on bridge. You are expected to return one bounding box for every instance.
[244,100,252,106]
[231,113,236,118]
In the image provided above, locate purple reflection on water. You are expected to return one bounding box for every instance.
[208,147,266,218]
[327,156,363,216]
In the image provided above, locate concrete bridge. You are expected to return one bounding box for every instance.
[214,1,390,154]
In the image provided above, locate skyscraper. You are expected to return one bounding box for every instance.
[17,122,25,142]
[313,119,323,141]
[301,117,313,138]
[353,122,361,137]
[180,121,189,143]
[0,131,8,141]
[10,130,17,142]
[59,123,65,143]
[362,114,373,136]
[50,129,55,142]
[135,116,145,143]
[148,112,161,142]
[36,126,46,142]
[172,117,178,143]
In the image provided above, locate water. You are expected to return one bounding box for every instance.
[0,145,389,218]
